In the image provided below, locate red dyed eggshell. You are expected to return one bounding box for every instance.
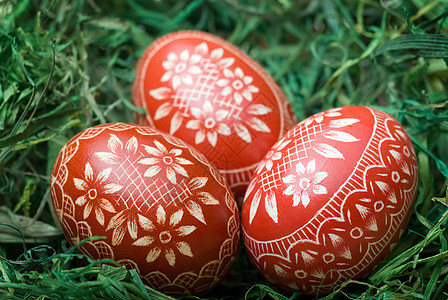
[132,30,296,197]
[50,123,240,296]
[241,106,418,295]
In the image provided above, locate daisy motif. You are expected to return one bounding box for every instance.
[194,42,235,69]
[254,150,282,176]
[161,49,202,89]
[139,140,193,184]
[217,67,259,105]
[73,162,122,226]
[186,100,231,147]
[256,137,291,174]
[133,205,196,267]
[95,134,139,165]
[282,159,328,208]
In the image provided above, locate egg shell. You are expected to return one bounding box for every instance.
[241,106,418,295]
[132,30,296,199]
[50,123,240,296]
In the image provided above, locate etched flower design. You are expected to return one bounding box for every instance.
[133,205,196,267]
[282,159,328,208]
[106,208,139,246]
[161,50,202,89]
[186,100,231,147]
[73,162,122,225]
[262,150,282,171]
[217,67,259,105]
[194,42,235,69]
[95,134,138,165]
[256,137,291,174]
[149,42,235,136]
[139,140,193,184]
[105,176,218,246]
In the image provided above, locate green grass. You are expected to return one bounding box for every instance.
[1,0,448,299]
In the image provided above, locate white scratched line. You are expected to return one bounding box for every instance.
[162,180,191,208]
[216,97,243,119]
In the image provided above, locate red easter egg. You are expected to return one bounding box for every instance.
[241,106,418,295]
[50,123,240,296]
[132,30,296,199]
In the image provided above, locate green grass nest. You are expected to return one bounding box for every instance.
[1,0,448,299]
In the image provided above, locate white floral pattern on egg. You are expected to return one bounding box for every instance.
[241,106,418,295]
[132,30,296,198]
[50,123,240,297]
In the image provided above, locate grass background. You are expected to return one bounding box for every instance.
[0,0,448,299]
